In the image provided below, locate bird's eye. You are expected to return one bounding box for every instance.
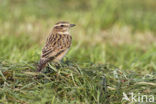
[60,25,64,27]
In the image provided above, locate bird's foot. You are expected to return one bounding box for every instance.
[53,62,62,69]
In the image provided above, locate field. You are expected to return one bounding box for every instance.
[0,0,156,103]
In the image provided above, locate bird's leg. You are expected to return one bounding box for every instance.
[53,61,62,69]
[47,61,60,69]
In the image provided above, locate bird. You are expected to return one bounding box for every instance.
[37,21,75,72]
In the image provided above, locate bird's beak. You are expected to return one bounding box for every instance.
[70,24,76,27]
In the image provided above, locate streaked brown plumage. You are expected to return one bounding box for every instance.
[37,21,75,72]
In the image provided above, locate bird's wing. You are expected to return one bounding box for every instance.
[41,33,72,59]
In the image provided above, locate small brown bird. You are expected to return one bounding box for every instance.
[37,21,75,72]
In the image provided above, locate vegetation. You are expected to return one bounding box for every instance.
[0,0,156,103]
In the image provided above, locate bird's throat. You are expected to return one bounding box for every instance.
[57,30,69,34]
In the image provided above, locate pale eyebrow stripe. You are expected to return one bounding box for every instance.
[54,24,60,27]
[54,23,68,27]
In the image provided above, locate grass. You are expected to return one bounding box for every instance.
[0,0,156,103]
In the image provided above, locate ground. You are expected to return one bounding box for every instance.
[0,0,156,103]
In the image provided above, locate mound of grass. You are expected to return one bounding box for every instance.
[0,60,156,103]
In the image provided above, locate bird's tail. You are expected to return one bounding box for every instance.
[37,58,48,72]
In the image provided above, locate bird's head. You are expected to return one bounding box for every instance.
[53,21,75,34]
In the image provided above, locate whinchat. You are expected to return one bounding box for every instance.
[37,21,75,72]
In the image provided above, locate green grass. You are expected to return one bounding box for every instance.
[0,0,156,103]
